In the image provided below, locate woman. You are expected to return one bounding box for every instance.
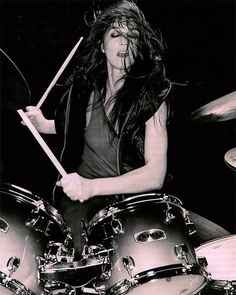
[24,0,229,256]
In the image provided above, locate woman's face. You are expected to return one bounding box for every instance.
[102,21,139,71]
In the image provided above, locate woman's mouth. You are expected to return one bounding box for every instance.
[117,51,129,57]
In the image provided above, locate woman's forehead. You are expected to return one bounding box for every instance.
[109,20,138,33]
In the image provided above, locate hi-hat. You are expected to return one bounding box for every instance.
[224,147,236,171]
[189,91,236,123]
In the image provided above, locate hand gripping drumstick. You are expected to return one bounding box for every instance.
[36,36,83,109]
[17,109,67,177]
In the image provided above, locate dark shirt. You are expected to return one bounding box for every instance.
[78,90,118,178]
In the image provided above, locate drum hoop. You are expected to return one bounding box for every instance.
[0,183,69,234]
[87,193,187,231]
[43,280,76,291]
[209,279,236,291]
[0,275,35,295]
[107,263,207,295]
[117,193,183,207]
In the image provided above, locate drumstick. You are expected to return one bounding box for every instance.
[17,109,67,177]
[36,36,83,109]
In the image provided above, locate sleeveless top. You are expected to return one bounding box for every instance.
[77,90,118,178]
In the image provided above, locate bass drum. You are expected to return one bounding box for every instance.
[87,193,208,295]
[0,183,70,295]
[196,235,236,294]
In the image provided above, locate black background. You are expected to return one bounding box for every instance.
[1,0,235,233]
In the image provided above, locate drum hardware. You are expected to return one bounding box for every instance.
[185,221,197,236]
[93,218,123,242]
[0,256,35,295]
[106,278,133,295]
[37,212,112,293]
[164,203,176,224]
[110,219,123,236]
[223,282,236,295]
[82,218,90,246]
[6,256,21,277]
[81,244,113,262]
[43,232,75,264]
[134,228,166,243]
[80,245,113,281]
[209,280,236,295]
[162,193,183,206]
[0,217,9,233]
[0,271,36,295]
[184,211,197,236]
[122,256,135,277]
[43,241,75,264]
[90,282,106,294]
[38,251,112,289]
[43,281,77,295]
[174,243,189,261]
[25,205,53,236]
[197,257,209,271]
[44,284,104,295]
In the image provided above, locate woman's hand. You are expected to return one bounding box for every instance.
[23,106,56,134]
[56,173,94,203]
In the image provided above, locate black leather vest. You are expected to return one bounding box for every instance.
[55,82,172,176]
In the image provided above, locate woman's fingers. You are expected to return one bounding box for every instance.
[55,173,91,202]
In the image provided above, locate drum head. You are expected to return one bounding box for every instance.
[196,235,236,281]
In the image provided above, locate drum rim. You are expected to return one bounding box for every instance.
[0,183,70,234]
[120,193,183,205]
[209,279,236,291]
[107,263,208,295]
[87,193,187,231]
[42,280,76,291]
[0,274,36,295]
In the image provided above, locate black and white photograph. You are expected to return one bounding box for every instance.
[0,0,235,294]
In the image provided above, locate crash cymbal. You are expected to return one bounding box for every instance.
[224,147,236,171]
[189,91,236,123]
[0,48,31,111]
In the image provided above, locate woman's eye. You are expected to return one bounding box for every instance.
[111,32,120,38]
[127,33,138,39]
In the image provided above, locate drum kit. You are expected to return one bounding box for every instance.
[0,49,236,295]
[0,185,235,295]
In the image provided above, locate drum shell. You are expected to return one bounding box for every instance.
[0,184,69,294]
[87,194,207,295]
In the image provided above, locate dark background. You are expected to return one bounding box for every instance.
[1,0,235,233]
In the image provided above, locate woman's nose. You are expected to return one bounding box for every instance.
[120,36,128,46]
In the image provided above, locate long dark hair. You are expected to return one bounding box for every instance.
[69,0,171,129]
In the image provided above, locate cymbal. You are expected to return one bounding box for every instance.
[189,91,236,123]
[0,48,31,111]
[224,147,236,171]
